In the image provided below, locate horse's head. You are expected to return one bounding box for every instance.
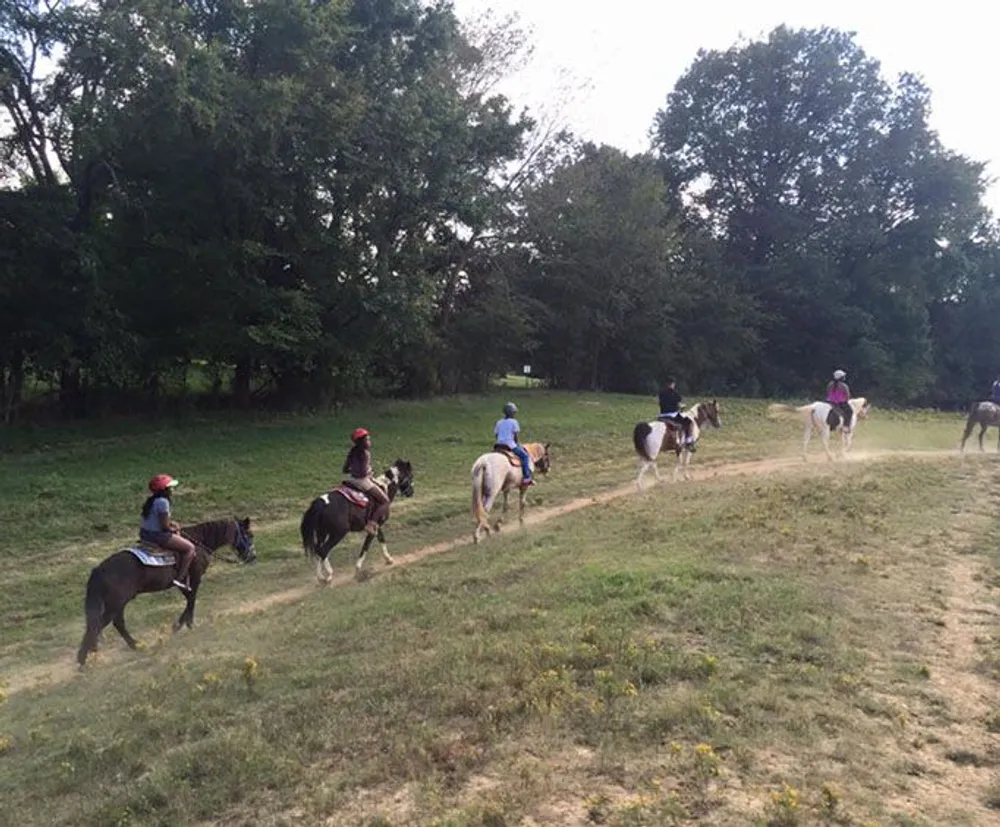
[387,459,415,499]
[532,442,552,475]
[851,397,871,421]
[698,400,722,429]
[232,517,256,563]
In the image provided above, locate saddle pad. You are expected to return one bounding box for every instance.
[334,485,369,508]
[126,546,176,567]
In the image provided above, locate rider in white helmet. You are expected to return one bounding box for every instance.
[826,369,853,431]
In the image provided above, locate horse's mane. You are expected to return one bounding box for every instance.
[522,442,547,459]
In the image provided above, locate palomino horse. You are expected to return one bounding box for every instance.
[77,518,256,666]
[471,442,551,544]
[633,400,721,490]
[767,397,871,460]
[301,459,414,582]
[959,401,1000,453]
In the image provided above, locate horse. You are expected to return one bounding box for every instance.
[959,401,1000,453]
[471,442,551,544]
[77,517,256,666]
[301,459,415,583]
[767,397,871,460]
[633,400,722,490]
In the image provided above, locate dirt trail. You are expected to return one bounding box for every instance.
[880,500,1000,823]
[0,447,974,697]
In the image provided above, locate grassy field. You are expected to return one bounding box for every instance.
[0,391,998,826]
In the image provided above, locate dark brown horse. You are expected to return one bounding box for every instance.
[959,401,1000,453]
[301,460,414,582]
[77,518,255,666]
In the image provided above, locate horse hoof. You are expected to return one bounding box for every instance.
[384,557,395,566]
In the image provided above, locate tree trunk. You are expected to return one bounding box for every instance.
[234,358,252,408]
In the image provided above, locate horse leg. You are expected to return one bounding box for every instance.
[173,566,203,631]
[980,423,988,453]
[672,449,683,483]
[316,529,346,584]
[377,527,394,566]
[494,489,509,532]
[636,459,648,491]
[821,425,834,461]
[802,421,812,461]
[112,609,140,649]
[517,487,527,526]
[355,533,376,577]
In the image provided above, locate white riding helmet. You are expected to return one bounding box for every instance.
[832,369,846,380]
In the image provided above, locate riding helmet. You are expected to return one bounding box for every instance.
[832,369,846,380]
[148,474,179,493]
[503,402,518,416]
[351,427,370,442]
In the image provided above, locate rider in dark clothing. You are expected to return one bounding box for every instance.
[657,377,695,449]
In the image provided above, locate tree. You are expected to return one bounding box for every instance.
[654,25,990,400]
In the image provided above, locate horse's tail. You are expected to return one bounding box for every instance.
[633,422,654,460]
[77,567,105,666]
[472,459,490,525]
[767,403,808,420]
[301,498,324,558]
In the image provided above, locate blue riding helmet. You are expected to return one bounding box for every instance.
[503,402,518,416]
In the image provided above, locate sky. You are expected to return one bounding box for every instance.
[453,0,1000,214]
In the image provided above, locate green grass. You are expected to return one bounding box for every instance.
[0,391,995,826]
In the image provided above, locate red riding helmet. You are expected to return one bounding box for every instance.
[351,428,370,442]
[148,474,179,493]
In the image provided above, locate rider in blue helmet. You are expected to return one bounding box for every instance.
[494,402,533,487]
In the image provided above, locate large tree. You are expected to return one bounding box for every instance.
[654,25,989,400]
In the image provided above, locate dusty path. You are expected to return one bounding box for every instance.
[0,447,974,697]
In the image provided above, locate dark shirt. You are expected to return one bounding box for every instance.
[658,387,682,415]
[342,446,372,478]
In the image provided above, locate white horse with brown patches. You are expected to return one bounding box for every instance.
[471,442,551,544]
[633,400,721,490]
[768,397,871,460]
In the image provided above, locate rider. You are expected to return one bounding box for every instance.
[826,369,854,431]
[657,377,695,451]
[342,428,390,535]
[494,402,533,487]
[140,474,196,593]
[991,375,1000,404]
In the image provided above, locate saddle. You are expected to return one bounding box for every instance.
[492,444,524,467]
[826,405,851,430]
[334,479,389,509]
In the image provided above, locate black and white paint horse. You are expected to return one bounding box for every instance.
[768,397,871,460]
[633,400,721,490]
[300,460,414,581]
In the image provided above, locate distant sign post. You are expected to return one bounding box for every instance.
[523,364,531,388]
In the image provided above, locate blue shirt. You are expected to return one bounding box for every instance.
[494,417,520,448]
[992,381,1000,403]
[141,496,171,533]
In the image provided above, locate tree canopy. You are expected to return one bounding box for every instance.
[1,11,997,421]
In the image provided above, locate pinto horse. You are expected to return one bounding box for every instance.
[471,442,551,544]
[301,459,415,582]
[767,397,871,460]
[633,400,721,490]
[77,518,256,666]
[959,401,1000,453]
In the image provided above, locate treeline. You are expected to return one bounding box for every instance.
[1,2,997,422]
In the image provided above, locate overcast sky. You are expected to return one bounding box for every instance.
[453,0,1000,214]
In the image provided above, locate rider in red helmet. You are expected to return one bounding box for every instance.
[342,428,390,535]
[140,474,197,592]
